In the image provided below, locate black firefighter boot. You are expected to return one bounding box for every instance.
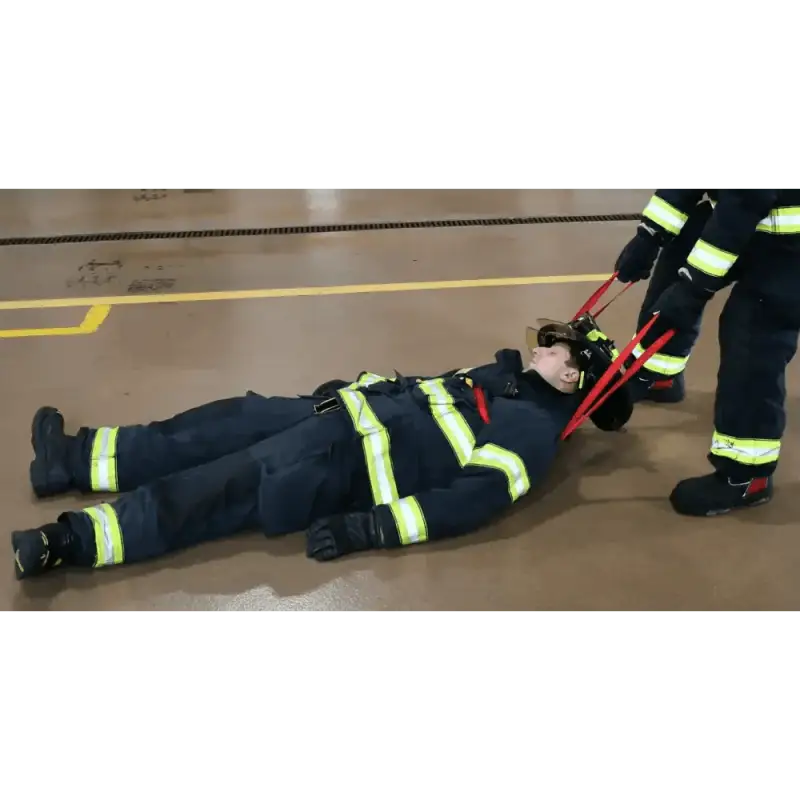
[12,521,80,580]
[669,472,773,517]
[626,368,686,405]
[29,406,75,498]
[645,372,685,404]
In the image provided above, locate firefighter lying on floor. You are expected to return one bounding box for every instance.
[11,317,633,580]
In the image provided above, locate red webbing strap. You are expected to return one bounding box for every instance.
[571,273,618,319]
[556,272,677,440]
[560,326,675,440]
[592,281,634,318]
[473,386,491,424]
[560,312,662,440]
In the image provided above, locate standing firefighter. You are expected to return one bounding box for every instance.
[11,316,633,580]
[614,189,800,516]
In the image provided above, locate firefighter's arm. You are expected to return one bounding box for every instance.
[305,412,557,561]
[679,190,780,292]
[615,190,706,283]
[640,190,707,239]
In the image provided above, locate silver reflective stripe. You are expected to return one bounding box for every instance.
[90,427,119,492]
[84,503,125,567]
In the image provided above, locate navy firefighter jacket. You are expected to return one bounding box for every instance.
[641,190,800,276]
[324,348,630,550]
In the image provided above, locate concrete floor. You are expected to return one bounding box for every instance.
[2,189,799,611]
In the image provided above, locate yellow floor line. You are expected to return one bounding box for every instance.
[0,304,111,338]
[0,272,611,312]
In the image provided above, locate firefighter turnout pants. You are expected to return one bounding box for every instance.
[59,395,364,569]
[633,200,800,480]
[633,198,714,379]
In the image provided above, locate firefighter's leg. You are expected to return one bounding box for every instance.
[670,282,800,516]
[630,199,714,403]
[13,408,358,579]
[29,393,322,499]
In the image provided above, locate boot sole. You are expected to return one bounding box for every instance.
[29,407,71,499]
[11,531,43,580]
[672,494,773,517]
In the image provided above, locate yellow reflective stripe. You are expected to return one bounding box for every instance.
[687,239,737,278]
[388,496,428,545]
[338,388,399,505]
[417,378,476,467]
[90,426,119,492]
[710,431,781,466]
[468,443,530,502]
[586,329,620,359]
[708,199,800,235]
[84,503,125,567]
[642,195,689,235]
[349,372,391,389]
[631,344,688,376]
[756,207,800,234]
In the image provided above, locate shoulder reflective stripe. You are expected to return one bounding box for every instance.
[710,432,781,466]
[388,496,429,545]
[90,427,119,492]
[756,207,800,234]
[468,443,531,501]
[687,239,737,278]
[642,196,689,235]
[631,344,688,376]
[337,388,400,505]
[417,378,476,467]
[349,372,391,389]
[84,503,124,567]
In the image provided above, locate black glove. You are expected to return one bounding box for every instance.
[305,511,383,562]
[614,223,665,283]
[651,278,712,333]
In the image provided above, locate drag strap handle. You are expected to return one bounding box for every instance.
[560,314,675,440]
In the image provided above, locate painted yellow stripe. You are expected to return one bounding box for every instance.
[0,304,111,338]
[0,273,611,312]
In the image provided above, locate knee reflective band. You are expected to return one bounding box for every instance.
[469,444,530,502]
[418,378,476,466]
[90,427,120,492]
[84,503,125,567]
[388,496,429,545]
[710,431,781,466]
[631,344,688,376]
[643,196,689,236]
[687,239,737,278]
[709,200,800,235]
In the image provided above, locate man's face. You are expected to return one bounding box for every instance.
[528,341,580,392]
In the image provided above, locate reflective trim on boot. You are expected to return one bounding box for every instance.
[645,372,685,404]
